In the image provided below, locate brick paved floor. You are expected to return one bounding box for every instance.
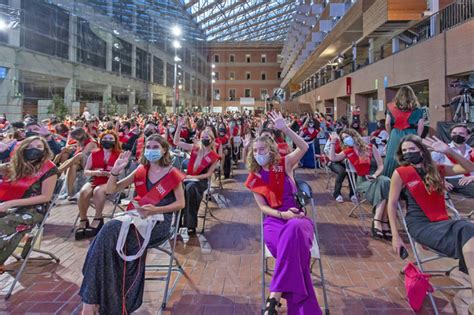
[0,166,472,314]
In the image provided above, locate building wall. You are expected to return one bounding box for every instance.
[297,20,474,129]
[208,44,283,112]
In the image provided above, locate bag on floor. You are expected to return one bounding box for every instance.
[404,262,433,311]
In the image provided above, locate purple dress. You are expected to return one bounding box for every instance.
[260,169,322,315]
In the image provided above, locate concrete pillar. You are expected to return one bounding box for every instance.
[163,62,167,87]
[131,45,136,78]
[351,44,357,72]
[103,85,112,104]
[8,0,21,47]
[392,37,400,54]
[106,34,112,72]
[368,38,374,64]
[64,78,76,107]
[0,65,22,121]
[68,15,77,62]
[430,0,440,37]
[128,90,136,111]
[150,54,154,83]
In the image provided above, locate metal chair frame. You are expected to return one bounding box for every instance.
[5,178,64,299]
[344,160,369,231]
[260,180,330,315]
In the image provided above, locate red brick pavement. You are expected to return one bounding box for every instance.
[0,166,471,314]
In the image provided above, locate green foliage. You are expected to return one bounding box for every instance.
[104,97,119,116]
[47,95,69,120]
[137,99,148,113]
[155,101,166,114]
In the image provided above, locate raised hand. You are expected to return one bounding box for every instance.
[422,136,450,154]
[329,132,339,143]
[268,111,286,130]
[111,151,132,174]
[243,134,251,148]
[177,117,186,127]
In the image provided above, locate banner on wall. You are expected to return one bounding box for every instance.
[346,77,352,95]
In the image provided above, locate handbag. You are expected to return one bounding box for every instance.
[404,262,434,311]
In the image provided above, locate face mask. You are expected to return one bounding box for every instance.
[144,148,162,162]
[169,127,175,133]
[254,153,270,166]
[403,152,424,165]
[343,136,354,147]
[119,128,125,132]
[144,130,154,137]
[308,124,314,128]
[24,148,44,161]
[101,140,115,149]
[25,131,39,138]
[219,128,226,133]
[202,139,211,147]
[452,134,466,145]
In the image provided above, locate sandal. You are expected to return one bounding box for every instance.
[87,218,104,237]
[382,220,392,241]
[264,297,281,315]
[371,219,384,240]
[75,219,93,241]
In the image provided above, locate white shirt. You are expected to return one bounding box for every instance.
[431,142,473,178]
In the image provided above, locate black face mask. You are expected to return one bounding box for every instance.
[403,152,424,165]
[202,139,211,147]
[24,148,44,161]
[219,128,226,134]
[101,140,115,149]
[119,128,125,133]
[144,130,154,137]
[452,134,466,145]
[25,131,39,138]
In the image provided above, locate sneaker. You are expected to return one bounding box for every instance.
[58,193,68,200]
[335,195,344,203]
[350,195,358,203]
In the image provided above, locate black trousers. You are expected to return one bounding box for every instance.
[328,161,354,198]
[446,177,474,198]
[182,179,208,229]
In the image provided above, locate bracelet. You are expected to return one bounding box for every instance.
[110,172,120,177]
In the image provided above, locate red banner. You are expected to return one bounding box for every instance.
[346,77,352,95]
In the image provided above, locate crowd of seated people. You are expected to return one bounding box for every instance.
[0,87,472,315]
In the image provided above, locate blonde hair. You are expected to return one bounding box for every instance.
[247,136,280,173]
[9,136,53,181]
[393,86,419,111]
[191,129,216,174]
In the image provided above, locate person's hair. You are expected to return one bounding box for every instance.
[70,127,88,142]
[340,128,369,154]
[259,128,275,138]
[122,121,131,129]
[98,130,121,152]
[25,121,39,128]
[8,136,53,181]
[393,86,419,111]
[378,119,386,130]
[449,123,471,134]
[205,125,217,139]
[247,135,280,173]
[139,134,172,167]
[396,134,444,193]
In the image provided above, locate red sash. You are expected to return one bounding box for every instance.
[230,126,239,136]
[128,165,185,210]
[388,103,411,130]
[119,132,132,143]
[277,142,289,156]
[343,145,372,176]
[135,136,145,158]
[244,158,286,208]
[187,146,219,176]
[90,150,120,186]
[335,139,342,154]
[304,128,318,140]
[397,165,448,222]
[0,160,56,201]
[446,149,474,176]
[75,137,95,155]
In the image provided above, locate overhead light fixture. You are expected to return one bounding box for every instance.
[113,29,120,35]
[0,19,8,31]
[171,25,182,37]
[212,64,216,69]
[172,40,181,49]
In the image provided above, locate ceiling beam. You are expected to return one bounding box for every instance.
[184,0,199,10]
[205,1,291,37]
[198,0,245,25]
[191,0,224,18]
[227,23,290,42]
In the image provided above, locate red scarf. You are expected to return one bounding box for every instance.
[187,146,219,176]
[0,160,56,201]
[135,136,145,159]
[388,103,411,130]
[397,165,448,222]
[90,149,120,186]
[245,158,286,208]
[343,145,372,176]
[128,165,185,210]
[277,142,289,156]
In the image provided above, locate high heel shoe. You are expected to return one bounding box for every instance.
[264,297,281,315]
[382,220,392,241]
[371,219,384,239]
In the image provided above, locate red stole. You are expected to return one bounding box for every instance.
[0,160,56,201]
[128,165,185,210]
[119,132,132,143]
[446,149,474,176]
[397,165,448,222]
[230,126,239,136]
[135,136,145,158]
[388,103,411,130]
[90,150,120,186]
[343,145,372,176]
[245,158,286,208]
[334,139,342,154]
[187,146,219,176]
[277,142,289,156]
[303,128,318,140]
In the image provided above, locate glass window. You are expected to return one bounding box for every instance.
[76,18,106,69]
[278,71,282,79]
[261,54,267,63]
[112,37,132,76]
[21,0,69,59]
[229,89,236,101]
[136,47,150,81]
[245,54,251,63]
[244,89,252,97]
[153,57,164,85]
[184,73,190,92]
[214,54,220,63]
[112,0,134,31]
[229,54,235,62]
[214,89,220,100]
[229,72,235,80]
[166,62,174,88]
[246,72,251,80]
[261,89,268,100]
[261,72,267,80]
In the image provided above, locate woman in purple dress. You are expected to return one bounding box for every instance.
[245,111,322,315]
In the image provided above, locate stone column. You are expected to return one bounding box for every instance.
[64,78,77,108]
[8,0,21,47]
[69,15,77,62]
[368,38,374,64]
[131,45,136,78]
[392,37,400,54]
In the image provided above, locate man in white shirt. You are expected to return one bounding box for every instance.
[431,124,474,198]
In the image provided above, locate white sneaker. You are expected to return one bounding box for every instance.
[335,195,344,203]
[350,195,358,203]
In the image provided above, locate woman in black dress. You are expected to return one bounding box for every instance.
[387,135,474,313]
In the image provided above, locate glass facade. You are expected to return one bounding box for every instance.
[77,18,107,69]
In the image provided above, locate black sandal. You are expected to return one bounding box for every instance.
[382,220,392,241]
[371,219,384,240]
[88,218,104,237]
[75,219,93,241]
[264,297,281,315]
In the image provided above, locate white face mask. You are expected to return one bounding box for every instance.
[254,152,270,166]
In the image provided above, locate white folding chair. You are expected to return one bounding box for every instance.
[5,177,64,299]
[198,179,214,234]
[344,160,369,231]
[397,202,471,315]
[145,209,185,310]
[260,180,329,315]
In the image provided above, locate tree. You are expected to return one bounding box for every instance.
[104,97,119,116]
[47,95,69,120]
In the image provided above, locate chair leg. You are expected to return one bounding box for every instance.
[317,258,330,315]
[201,198,209,234]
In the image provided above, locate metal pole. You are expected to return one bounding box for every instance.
[172,47,177,114]
[211,75,214,113]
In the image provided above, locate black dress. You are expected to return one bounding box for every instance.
[404,187,474,274]
[79,178,175,314]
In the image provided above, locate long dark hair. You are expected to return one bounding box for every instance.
[396,134,444,193]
